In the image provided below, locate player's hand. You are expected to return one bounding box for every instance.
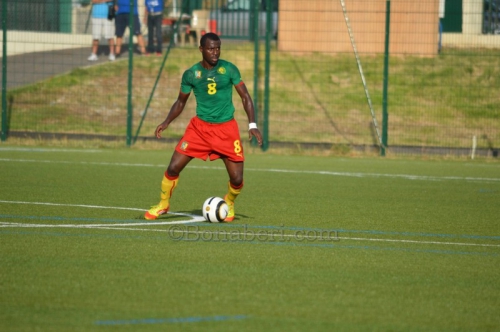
[155,122,168,139]
[249,128,263,146]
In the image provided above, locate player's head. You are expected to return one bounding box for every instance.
[199,33,221,68]
[200,33,220,48]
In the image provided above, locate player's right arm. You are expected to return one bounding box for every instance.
[155,91,190,138]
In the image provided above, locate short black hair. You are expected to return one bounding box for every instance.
[200,33,220,47]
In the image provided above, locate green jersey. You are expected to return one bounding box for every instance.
[180,59,242,123]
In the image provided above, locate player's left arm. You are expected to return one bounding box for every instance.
[234,81,263,146]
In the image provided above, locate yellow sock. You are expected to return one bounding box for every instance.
[159,173,178,208]
[226,181,243,203]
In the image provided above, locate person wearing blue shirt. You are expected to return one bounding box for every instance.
[145,0,164,55]
[114,0,146,55]
[88,0,116,61]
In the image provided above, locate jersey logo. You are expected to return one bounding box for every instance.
[217,67,226,74]
[180,141,189,151]
[207,77,216,83]
[195,71,202,79]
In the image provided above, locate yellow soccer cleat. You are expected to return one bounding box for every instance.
[144,204,169,220]
[223,195,235,222]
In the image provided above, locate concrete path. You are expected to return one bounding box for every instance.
[0,44,136,89]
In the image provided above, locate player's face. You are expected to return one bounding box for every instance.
[200,39,221,68]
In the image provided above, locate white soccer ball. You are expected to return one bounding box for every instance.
[202,197,229,223]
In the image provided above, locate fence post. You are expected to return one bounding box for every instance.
[381,0,391,156]
[1,0,7,142]
[262,0,271,151]
[252,0,259,147]
[126,0,134,147]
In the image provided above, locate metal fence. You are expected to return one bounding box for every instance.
[2,0,71,33]
[1,0,499,157]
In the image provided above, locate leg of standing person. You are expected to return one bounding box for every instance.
[133,15,147,54]
[88,39,100,61]
[222,159,244,222]
[108,38,116,60]
[88,17,101,61]
[115,37,123,55]
[147,14,154,54]
[114,13,127,56]
[155,14,163,54]
[144,152,192,220]
[91,39,99,57]
[136,34,147,54]
[105,17,116,61]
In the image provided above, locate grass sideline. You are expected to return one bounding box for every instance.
[6,46,500,149]
[1,146,499,331]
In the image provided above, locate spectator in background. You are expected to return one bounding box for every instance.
[145,0,164,56]
[88,0,116,61]
[114,0,147,56]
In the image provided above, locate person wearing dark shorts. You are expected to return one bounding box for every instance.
[114,0,146,55]
[145,0,164,55]
[144,33,263,222]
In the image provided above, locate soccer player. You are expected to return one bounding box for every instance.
[144,32,263,222]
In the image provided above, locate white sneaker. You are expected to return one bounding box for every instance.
[109,54,116,61]
[87,54,98,61]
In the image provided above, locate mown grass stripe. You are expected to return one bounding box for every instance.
[1,157,499,183]
[2,228,497,257]
[95,315,248,326]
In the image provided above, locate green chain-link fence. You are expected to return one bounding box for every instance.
[1,0,499,157]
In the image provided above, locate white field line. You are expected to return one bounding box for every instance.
[0,200,146,211]
[0,147,103,153]
[338,236,500,248]
[0,200,204,225]
[0,219,203,227]
[102,227,500,248]
[2,218,497,248]
[1,158,500,183]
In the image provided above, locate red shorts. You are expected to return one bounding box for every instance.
[175,117,244,162]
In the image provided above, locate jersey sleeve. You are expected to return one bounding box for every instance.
[180,70,194,94]
[228,62,242,86]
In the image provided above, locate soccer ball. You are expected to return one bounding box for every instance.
[202,197,229,223]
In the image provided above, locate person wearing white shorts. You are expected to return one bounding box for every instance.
[88,0,116,61]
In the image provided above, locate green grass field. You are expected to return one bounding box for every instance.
[1,146,499,331]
